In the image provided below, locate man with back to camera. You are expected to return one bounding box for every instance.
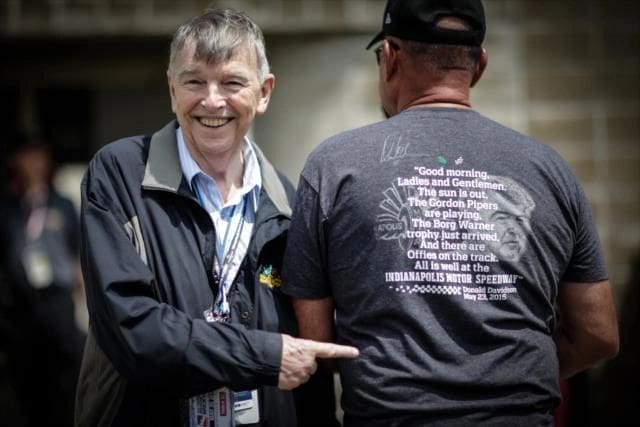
[74,8,357,427]
[282,0,619,425]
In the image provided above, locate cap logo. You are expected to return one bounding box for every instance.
[366,0,486,49]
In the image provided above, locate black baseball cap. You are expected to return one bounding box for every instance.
[366,0,486,49]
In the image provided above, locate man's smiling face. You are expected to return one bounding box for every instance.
[168,40,273,164]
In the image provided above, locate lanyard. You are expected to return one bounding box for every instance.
[193,182,248,322]
[23,191,49,242]
[212,196,247,319]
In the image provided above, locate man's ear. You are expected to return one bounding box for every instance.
[383,40,399,82]
[167,71,177,113]
[470,48,488,88]
[256,73,275,115]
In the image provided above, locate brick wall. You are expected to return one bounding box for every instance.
[475,0,640,307]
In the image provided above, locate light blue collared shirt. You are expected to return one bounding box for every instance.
[177,128,261,317]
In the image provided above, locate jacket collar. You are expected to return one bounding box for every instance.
[142,120,291,218]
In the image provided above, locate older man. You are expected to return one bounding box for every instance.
[75,8,357,427]
[283,0,618,425]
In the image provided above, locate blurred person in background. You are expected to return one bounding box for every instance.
[283,0,619,425]
[0,132,86,427]
[74,7,357,427]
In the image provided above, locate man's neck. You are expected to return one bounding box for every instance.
[216,151,244,203]
[393,67,474,114]
[23,183,48,207]
[400,86,472,112]
[201,147,245,203]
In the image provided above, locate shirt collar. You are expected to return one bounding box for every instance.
[176,127,262,209]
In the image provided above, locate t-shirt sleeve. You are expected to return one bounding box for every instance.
[282,174,331,299]
[562,180,608,283]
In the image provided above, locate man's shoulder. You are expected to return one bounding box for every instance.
[48,188,76,208]
[84,130,159,190]
[329,119,386,142]
[92,133,151,165]
[96,121,179,163]
[311,120,386,157]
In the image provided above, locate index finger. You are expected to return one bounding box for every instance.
[308,341,359,359]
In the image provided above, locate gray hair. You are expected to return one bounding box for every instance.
[484,175,536,218]
[168,8,270,81]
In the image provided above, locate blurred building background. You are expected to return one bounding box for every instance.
[1,0,638,425]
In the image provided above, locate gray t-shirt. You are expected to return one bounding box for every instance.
[283,108,607,426]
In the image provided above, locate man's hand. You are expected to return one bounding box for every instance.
[278,334,359,390]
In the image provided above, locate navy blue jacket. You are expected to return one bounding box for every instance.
[1,188,79,293]
[75,121,306,426]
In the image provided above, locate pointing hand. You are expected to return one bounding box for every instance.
[278,334,359,390]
